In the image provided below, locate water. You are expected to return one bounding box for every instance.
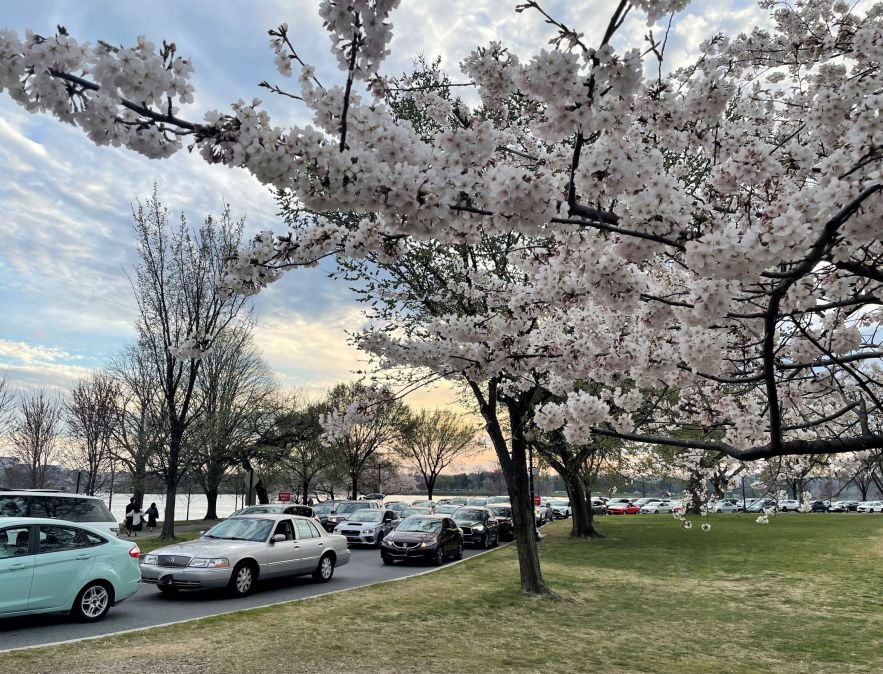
[102,493,440,522]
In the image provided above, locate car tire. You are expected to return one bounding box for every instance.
[374,534,383,548]
[71,581,112,622]
[492,532,499,547]
[382,554,394,565]
[434,547,445,566]
[228,561,258,597]
[481,534,490,549]
[455,541,464,560]
[313,553,335,583]
[157,585,179,595]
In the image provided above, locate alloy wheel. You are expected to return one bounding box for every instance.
[80,585,109,619]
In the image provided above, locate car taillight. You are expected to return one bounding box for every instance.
[129,544,141,559]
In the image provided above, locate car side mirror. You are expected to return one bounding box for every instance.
[272,533,286,543]
[199,530,205,536]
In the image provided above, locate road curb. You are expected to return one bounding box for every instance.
[0,541,513,654]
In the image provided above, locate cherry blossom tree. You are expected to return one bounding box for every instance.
[1,0,881,591]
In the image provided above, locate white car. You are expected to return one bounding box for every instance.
[778,499,801,512]
[640,501,672,514]
[547,499,571,519]
[0,491,120,537]
[713,501,740,513]
[857,501,883,513]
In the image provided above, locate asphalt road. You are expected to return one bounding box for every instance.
[0,546,488,652]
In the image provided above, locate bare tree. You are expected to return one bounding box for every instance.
[0,374,15,438]
[110,341,165,508]
[397,409,478,500]
[323,382,409,499]
[130,189,250,539]
[12,387,63,488]
[66,372,119,495]
[190,324,275,519]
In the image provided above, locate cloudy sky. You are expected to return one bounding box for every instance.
[0,0,765,436]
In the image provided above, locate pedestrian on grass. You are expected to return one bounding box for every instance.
[131,506,143,536]
[146,503,159,531]
[124,496,136,536]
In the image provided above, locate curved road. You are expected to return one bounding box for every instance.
[0,546,490,652]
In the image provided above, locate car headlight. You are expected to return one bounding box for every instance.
[188,557,229,568]
[381,538,393,547]
[363,528,375,535]
[473,525,485,532]
[142,554,158,565]
[419,540,437,548]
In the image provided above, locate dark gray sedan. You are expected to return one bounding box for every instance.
[140,514,350,597]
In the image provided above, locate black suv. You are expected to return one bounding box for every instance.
[313,500,379,532]
[451,507,500,548]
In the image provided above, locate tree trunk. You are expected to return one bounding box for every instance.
[565,473,601,538]
[351,474,358,500]
[160,474,178,539]
[204,487,219,520]
[506,457,549,594]
[426,476,435,501]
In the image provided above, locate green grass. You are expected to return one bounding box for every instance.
[9,514,883,673]
[127,530,201,554]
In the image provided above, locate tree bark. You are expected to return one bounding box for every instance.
[351,474,359,501]
[160,474,178,539]
[204,487,219,520]
[565,473,601,538]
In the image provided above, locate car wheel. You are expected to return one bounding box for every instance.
[313,553,335,583]
[157,585,179,595]
[481,534,490,549]
[492,531,499,547]
[455,541,464,560]
[72,581,112,622]
[228,561,258,597]
[382,553,394,565]
[434,547,445,566]
[374,533,383,548]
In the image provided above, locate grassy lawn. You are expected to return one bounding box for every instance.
[130,530,202,554]
[9,514,883,673]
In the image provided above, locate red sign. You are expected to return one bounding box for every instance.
[533,496,541,506]
[278,492,292,502]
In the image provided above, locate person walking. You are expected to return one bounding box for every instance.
[146,503,159,532]
[131,505,143,537]
[124,496,136,537]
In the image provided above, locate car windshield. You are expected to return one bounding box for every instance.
[237,506,284,515]
[313,504,332,515]
[466,498,487,506]
[453,509,484,522]
[397,517,441,533]
[401,508,430,517]
[336,503,364,514]
[489,507,511,517]
[434,505,458,514]
[205,518,273,541]
[349,510,382,522]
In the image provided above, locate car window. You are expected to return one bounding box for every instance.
[205,518,274,542]
[28,496,115,522]
[295,519,318,539]
[0,526,32,558]
[274,520,294,540]
[38,525,91,554]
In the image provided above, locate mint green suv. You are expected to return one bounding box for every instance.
[0,517,141,622]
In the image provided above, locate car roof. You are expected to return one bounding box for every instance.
[401,514,446,520]
[229,513,319,522]
[0,491,103,499]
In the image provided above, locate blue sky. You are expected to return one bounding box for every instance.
[0,0,765,407]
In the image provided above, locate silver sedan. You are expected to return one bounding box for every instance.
[140,514,350,597]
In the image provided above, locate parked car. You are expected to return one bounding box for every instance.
[446,497,469,506]
[713,501,740,514]
[141,514,350,596]
[632,498,662,509]
[313,500,380,532]
[591,499,608,515]
[334,509,400,546]
[380,516,464,566]
[0,491,120,537]
[547,498,571,519]
[640,501,672,514]
[233,504,316,519]
[747,498,778,513]
[606,497,636,507]
[400,507,433,519]
[607,503,641,515]
[486,496,510,505]
[809,500,830,512]
[466,497,489,506]
[362,493,385,501]
[537,502,555,524]
[0,517,140,621]
[411,500,436,509]
[828,501,848,512]
[857,501,883,513]
[383,501,409,516]
[452,507,500,548]
[778,499,801,512]
[433,504,460,515]
[487,506,515,541]
[843,501,862,512]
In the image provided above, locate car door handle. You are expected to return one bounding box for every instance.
[317,542,323,547]
[293,545,300,549]
[8,563,27,570]
[75,554,92,560]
